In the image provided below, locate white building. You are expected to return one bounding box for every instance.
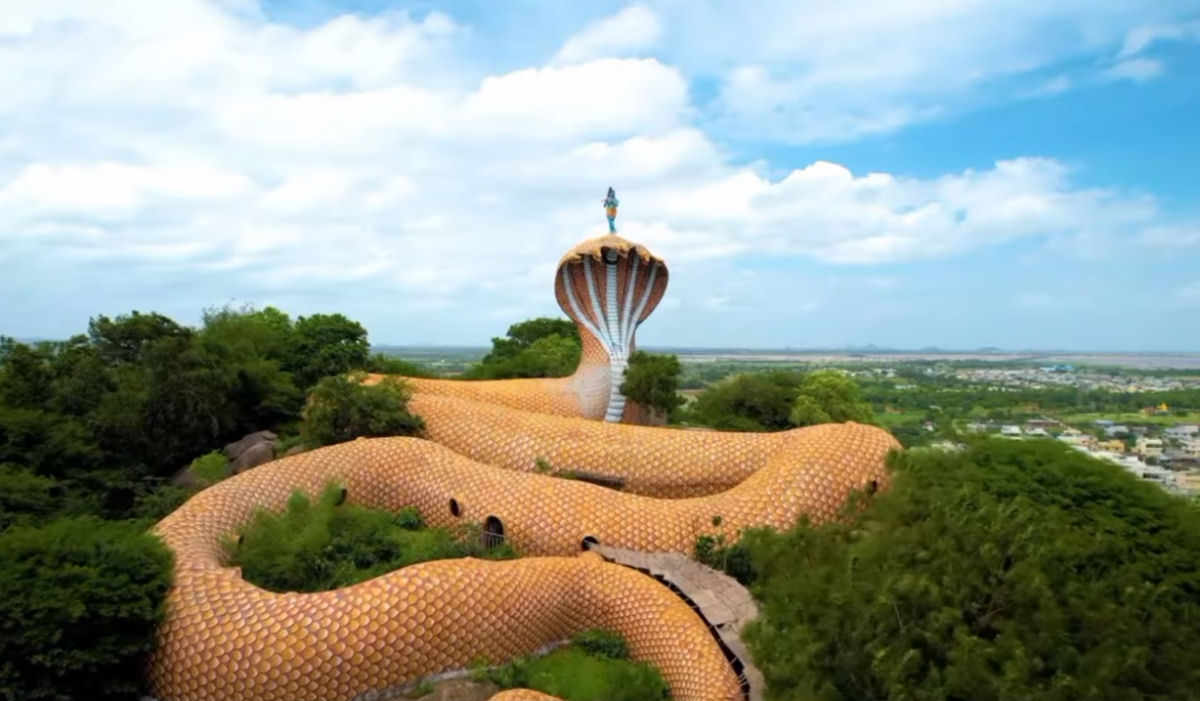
[1182,436,1200,460]
[1165,425,1199,440]
[1135,437,1164,458]
[1000,425,1022,437]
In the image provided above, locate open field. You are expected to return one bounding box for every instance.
[1052,411,1200,426]
[374,346,1200,370]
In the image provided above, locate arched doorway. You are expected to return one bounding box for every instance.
[483,516,505,549]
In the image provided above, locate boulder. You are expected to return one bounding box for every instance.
[231,440,275,474]
[222,430,277,460]
[170,464,199,488]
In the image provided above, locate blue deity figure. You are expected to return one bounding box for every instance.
[603,187,619,232]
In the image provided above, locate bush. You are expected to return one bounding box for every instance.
[0,517,173,701]
[743,439,1200,701]
[685,371,803,431]
[188,450,230,486]
[228,485,514,592]
[479,644,668,701]
[571,628,628,659]
[693,533,756,586]
[300,373,424,448]
[0,464,60,529]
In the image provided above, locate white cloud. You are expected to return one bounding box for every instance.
[552,5,662,65]
[658,0,1198,142]
[0,0,1195,344]
[1138,226,1200,248]
[1106,57,1163,82]
[1117,21,1200,58]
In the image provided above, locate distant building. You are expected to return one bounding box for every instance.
[1165,425,1199,440]
[1000,425,1022,437]
[1182,437,1200,460]
[1024,427,1050,438]
[1135,437,1164,458]
[1093,419,1115,427]
[1104,425,1129,437]
[1176,471,1200,493]
[1097,439,1126,453]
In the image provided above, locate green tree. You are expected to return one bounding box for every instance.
[87,311,190,366]
[300,373,424,448]
[620,351,683,416]
[686,370,804,431]
[0,464,60,529]
[0,517,173,701]
[200,305,294,361]
[286,313,370,389]
[743,439,1200,701]
[788,369,875,427]
[482,317,580,362]
[465,317,582,380]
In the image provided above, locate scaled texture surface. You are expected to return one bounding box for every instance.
[150,231,899,701]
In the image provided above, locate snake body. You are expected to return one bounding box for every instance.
[149,234,899,701]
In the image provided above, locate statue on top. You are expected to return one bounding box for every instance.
[603,187,619,232]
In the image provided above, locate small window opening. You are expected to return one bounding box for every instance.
[867,480,878,495]
[581,536,600,551]
[449,498,461,517]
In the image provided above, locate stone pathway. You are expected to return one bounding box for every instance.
[589,545,764,701]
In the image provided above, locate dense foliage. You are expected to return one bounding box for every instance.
[0,305,405,700]
[299,373,425,448]
[742,439,1200,701]
[686,370,804,430]
[0,517,173,701]
[684,368,875,431]
[188,451,231,486]
[464,317,582,379]
[788,369,875,426]
[229,485,516,592]
[620,350,684,417]
[473,629,668,701]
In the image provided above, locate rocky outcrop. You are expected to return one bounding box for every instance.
[223,430,277,474]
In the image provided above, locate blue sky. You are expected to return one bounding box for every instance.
[1,1,1198,350]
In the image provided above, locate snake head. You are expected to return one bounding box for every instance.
[554,234,668,359]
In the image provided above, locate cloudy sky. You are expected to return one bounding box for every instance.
[2,1,1198,350]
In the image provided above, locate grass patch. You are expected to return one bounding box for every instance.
[473,629,669,701]
[226,484,517,592]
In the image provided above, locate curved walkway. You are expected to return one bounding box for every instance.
[589,544,765,701]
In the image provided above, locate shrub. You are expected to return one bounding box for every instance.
[0,517,173,701]
[229,485,514,592]
[743,439,1200,701]
[0,464,60,529]
[300,373,424,448]
[693,533,756,586]
[571,628,628,659]
[481,645,668,701]
[188,450,230,486]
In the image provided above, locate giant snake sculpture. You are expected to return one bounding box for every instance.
[149,193,899,701]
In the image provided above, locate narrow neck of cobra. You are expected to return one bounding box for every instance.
[570,251,647,422]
